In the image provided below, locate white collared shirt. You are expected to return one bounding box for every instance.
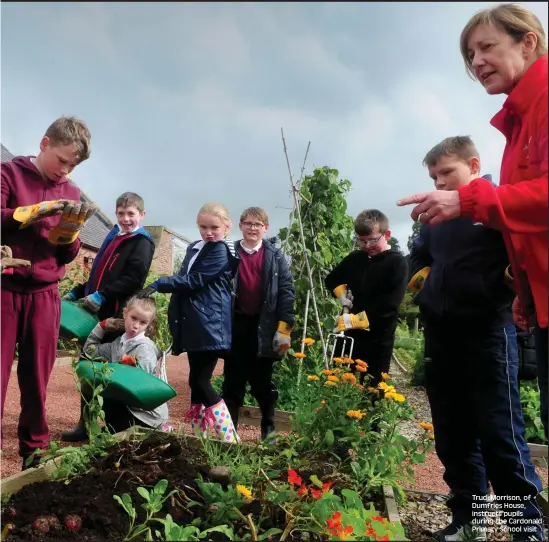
[240,240,263,255]
[117,224,140,236]
[119,331,146,347]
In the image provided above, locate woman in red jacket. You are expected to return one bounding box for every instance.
[398,3,548,441]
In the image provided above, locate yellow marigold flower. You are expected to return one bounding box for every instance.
[321,400,326,404]
[333,357,343,364]
[322,369,334,375]
[355,365,367,373]
[324,381,337,387]
[419,422,434,431]
[378,382,395,393]
[307,375,319,381]
[341,373,357,384]
[303,338,316,346]
[328,375,339,383]
[427,432,435,440]
[293,352,307,359]
[236,484,253,501]
[385,392,406,402]
[346,410,365,420]
[381,372,391,380]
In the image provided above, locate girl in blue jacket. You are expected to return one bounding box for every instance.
[141,203,240,443]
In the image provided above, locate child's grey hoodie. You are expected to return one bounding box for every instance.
[83,325,169,428]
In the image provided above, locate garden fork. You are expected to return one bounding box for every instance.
[327,292,355,366]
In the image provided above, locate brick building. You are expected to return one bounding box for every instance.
[144,226,191,276]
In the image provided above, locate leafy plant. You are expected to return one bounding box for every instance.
[520,382,547,444]
[113,479,178,541]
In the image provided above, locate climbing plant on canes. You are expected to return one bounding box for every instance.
[278,165,356,339]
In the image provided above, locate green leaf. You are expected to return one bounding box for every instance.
[153,479,169,496]
[309,474,323,489]
[137,487,150,501]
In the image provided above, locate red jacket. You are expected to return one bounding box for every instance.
[458,55,548,329]
[1,156,81,293]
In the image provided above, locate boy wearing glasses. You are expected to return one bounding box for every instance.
[221,207,295,441]
[325,209,408,386]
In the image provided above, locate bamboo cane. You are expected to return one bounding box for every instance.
[281,128,328,366]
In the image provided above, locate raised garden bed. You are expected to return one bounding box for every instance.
[1,427,404,541]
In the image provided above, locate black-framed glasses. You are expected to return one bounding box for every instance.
[241,221,265,230]
[355,234,383,246]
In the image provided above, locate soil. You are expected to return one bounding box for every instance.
[1,433,385,541]
[3,434,213,541]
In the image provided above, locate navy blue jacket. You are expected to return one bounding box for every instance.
[410,216,514,326]
[70,225,155,320]
[233,238,295,359]
[153,239,239,355]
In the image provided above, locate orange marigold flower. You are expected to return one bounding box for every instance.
[307,375,319,381]
[342,373,357,384]
[332,357,343,364]
[293,352,307,359]
[328,375,339,382]
[288,469,302,486]
[321,400,326,404]
[381,372,391,380]
[322,369,335,375]
[355,365,367,373]
[355,359,368,368]
[347,410,365,420]
[419,422,434,431]
[325,381,337,387]
[428,432,435,440]
[303,338,316,346]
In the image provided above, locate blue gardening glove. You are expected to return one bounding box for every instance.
[82,291,105,313]
[136,285,157,299]
[63,291,77,301]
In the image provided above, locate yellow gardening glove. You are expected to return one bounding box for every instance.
[333,284,354,310]
[408,267,431,293]
[48,201,98,245]
[13,200,68,229]
[334,311,370,332]
[273,321,292,354]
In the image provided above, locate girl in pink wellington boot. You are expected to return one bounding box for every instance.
[138,203,241,444]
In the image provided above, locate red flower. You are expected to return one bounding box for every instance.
[371,516,385,524]
[326,511,342,530]
[322,481,334,492]
[365,523,376,538]
[377,536,389,541]
[297,485,308,497]
[310,487,323,499]
[120,354,137,367]
[288,469,302,486]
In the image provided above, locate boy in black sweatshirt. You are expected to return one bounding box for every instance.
[325,209,408,387]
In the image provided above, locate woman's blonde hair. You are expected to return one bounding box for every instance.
[460,3,547,79]
[125,296,158,339]
[197,202,232,227]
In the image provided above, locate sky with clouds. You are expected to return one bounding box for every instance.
[2,1,547,251]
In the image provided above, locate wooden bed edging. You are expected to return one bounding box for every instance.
[1,426,401,527]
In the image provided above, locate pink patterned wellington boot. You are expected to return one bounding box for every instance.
[186,404,206,438]
[203,400,240,443]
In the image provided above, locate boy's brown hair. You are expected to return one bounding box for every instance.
[44,116,91,163]
[116,192,145,213]
[240,206,269,225]
[422,136,479,168]
[354,209,389,235]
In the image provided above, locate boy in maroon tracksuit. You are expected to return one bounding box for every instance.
[1,116,96,469]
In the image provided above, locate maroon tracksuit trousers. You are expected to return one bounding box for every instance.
[1,288,61,457]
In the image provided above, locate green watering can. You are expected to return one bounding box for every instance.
[59,300,99,343]
[76,359,178,411]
